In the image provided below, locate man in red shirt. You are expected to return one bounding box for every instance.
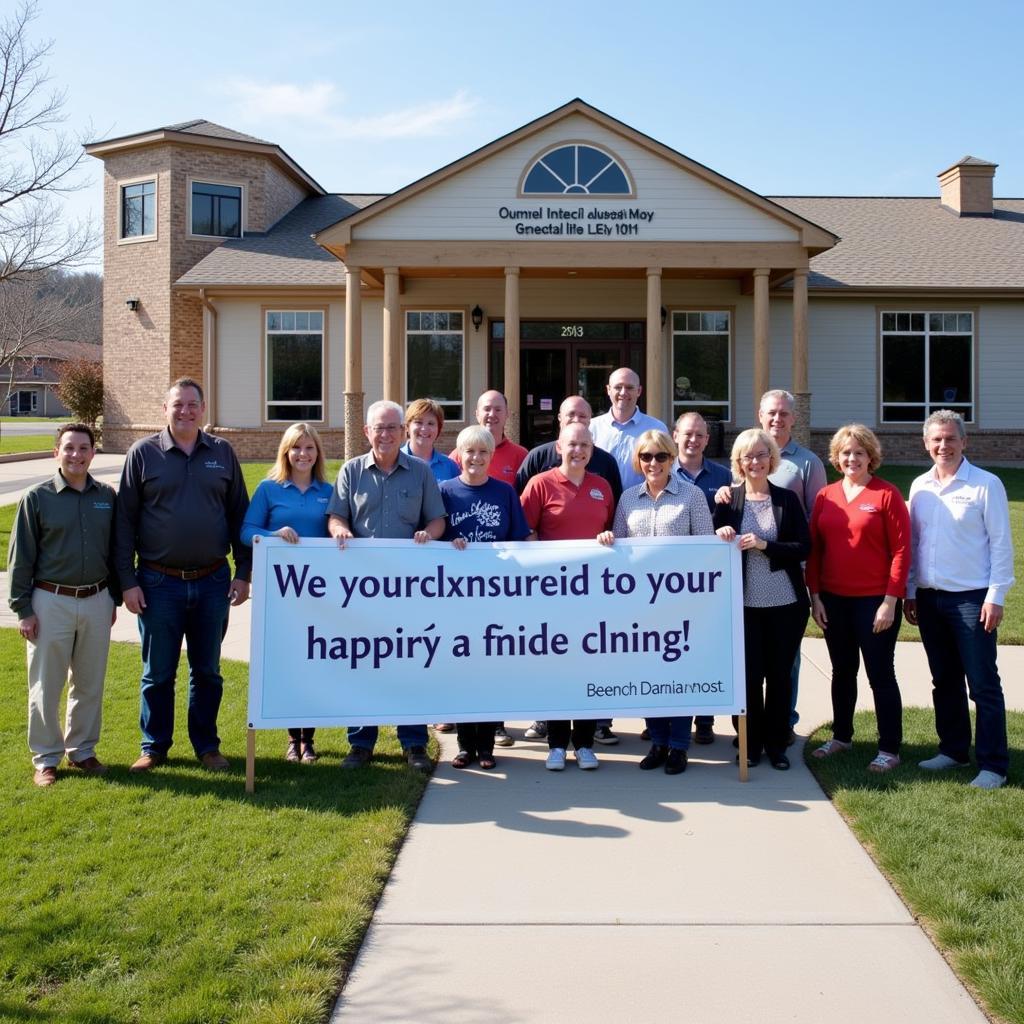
[520,422,614,770]
[451,390,527,486]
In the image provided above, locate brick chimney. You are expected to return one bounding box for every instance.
[938,156,997,216]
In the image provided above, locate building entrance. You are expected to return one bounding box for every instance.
[489,320,646,449]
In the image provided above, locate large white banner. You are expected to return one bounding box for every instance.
[247,536,745,728]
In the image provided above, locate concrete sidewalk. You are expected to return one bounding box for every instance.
[329,639,1023,1024]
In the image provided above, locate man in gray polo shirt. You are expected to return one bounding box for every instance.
[759,388,826,738]
[328,399,446,772]
[9,423,119,787]
[116,378,251,773]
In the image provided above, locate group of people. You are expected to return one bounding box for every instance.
[10,371,1014,791]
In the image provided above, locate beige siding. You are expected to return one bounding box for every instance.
[805,301,878,429]
[216,301,263,427]
[977,302,1024,429]
[354,114,799,244]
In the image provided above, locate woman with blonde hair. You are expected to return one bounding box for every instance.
[713,428,810,769]
[242,423,333,762]
[610,430,715,775]
[806,424,910,772]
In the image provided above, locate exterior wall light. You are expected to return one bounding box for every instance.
[471,305,484,331]
[126,298,140,312]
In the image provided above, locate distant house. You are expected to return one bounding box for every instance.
[2,340,102,417]
[85,99,1024,460]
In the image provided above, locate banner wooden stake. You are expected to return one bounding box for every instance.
[245,727,256,794]
[738,714,749,782]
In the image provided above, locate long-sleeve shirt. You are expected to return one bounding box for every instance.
[114,428,251,588]
[805,477,910,598]
[8,472,119,618]
[241,478,333,544]
[906,458,1015,605]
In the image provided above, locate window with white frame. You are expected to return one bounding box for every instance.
[881,311,973,423]
[405,311,464,421]
[671,310,731,422]
[265,310,324,422]
[120,179,156,238]
[191,181,242,237]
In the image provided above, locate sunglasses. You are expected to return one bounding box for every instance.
[638,452,672,464]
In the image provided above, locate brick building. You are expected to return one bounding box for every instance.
[86,100,1024,461]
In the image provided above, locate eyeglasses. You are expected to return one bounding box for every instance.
[370,424,402,434]
[638,452,672,464]
[740,451,771,464]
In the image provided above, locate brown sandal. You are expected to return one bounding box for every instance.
[478,753,496,770]
[452,750,475,769]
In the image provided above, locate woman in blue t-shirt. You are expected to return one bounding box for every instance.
[242,423,334,763]
[439,425,531,769]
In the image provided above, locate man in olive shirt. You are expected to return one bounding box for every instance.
[8,424,118,787]
[115,378,251,773]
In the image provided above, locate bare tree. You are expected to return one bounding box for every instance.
[0,1,96,286]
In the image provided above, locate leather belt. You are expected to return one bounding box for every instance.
[141,559,227,581]
[35,580,108,598]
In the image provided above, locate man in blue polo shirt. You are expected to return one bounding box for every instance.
[673,410,732,745]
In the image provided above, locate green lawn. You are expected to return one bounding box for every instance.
[807,709,1024,1024]
[0,432,53,454]
[0,416,65,423]
[0,629,431,1024]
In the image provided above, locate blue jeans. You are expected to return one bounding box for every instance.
[137,564,231,758]
[645,716,694,751]
[916,587,1008,776]
[348,724,428,751]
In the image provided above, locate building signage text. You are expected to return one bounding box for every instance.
[498,205,655,237]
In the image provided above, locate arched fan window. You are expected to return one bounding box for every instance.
[521,144,632,195]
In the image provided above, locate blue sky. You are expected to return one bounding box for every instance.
[28,0,1024,261]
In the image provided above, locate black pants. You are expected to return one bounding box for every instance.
[548,720,596,750]
[287,728,315,743]
[821,592,903,754]
[456,722,498,757]
[741,603,807,757]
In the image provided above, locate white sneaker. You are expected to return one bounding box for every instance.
[525,721,547,739]
[969,770,1006,789]
[575,747,599,770]
[918,753,970,771]
[545,747,566,771]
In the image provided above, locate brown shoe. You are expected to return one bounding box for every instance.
[200,750,230,772]
[129,752,167,773]
[69,756,108,775]
[33,766,57,787]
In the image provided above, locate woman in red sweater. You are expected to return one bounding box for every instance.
[806,424,910,773]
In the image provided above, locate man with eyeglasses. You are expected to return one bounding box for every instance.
[589,367,668,489]
[116,378,251,773]
[673,411,732,744]
[328,399,447,772]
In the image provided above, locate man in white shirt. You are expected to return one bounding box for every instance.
[906,410,1015,789]
[589,367,668,490]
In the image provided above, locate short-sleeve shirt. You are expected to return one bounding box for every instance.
[241,478,333,545]
[675,457,733,512]
[450,436,528,486]
[400,442,460,483]
[514,440,623,504]
[327,450,446,539]
[439,477,531,542]
[520,468,614,541]
[769,439,827,519]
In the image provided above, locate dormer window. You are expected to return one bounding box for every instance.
[521,144,633,196]
[190,180,243,238]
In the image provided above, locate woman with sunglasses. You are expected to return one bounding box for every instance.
[713,429,810,770]
[609,430,715,774]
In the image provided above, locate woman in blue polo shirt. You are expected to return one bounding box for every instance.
[242,423,333,763]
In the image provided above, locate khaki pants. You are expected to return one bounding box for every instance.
[27,587,114,769]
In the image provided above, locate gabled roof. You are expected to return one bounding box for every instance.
[1,340,101,382]
[772,197,1024,290]
[176,195,384,288]
[85,121,326,196]
[314,98,838,251]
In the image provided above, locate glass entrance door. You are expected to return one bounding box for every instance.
[489,320,647,449]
